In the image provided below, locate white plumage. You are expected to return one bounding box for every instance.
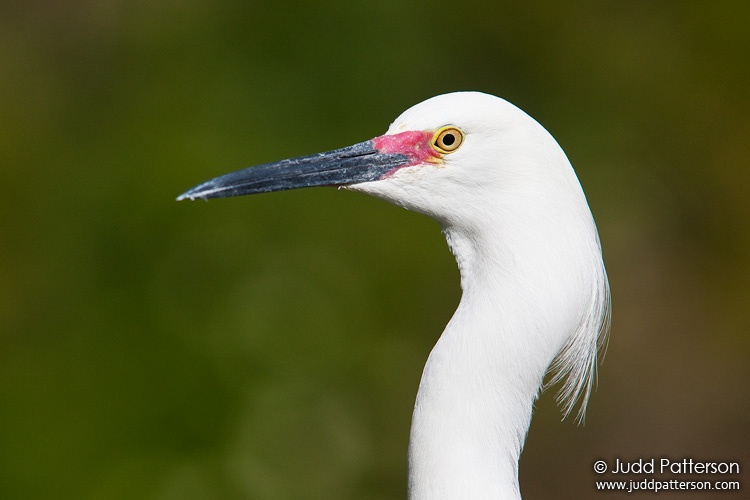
[179,91,611,500]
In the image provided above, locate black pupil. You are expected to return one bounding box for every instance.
[442,133,455,146]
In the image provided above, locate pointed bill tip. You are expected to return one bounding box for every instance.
[176,179,232,201]
[176,189,203,202]
[176,190,204,202]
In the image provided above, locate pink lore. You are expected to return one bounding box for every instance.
[372,130,440,178]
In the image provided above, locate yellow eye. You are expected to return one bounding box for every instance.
[432,126,464,154]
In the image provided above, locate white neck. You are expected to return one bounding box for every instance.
[408,210,594,500]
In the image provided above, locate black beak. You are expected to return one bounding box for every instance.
[177,139,410,201]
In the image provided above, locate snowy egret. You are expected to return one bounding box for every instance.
[178,92,610,499]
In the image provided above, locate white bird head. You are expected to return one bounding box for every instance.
[179,92,573,223]
[348,92,570,225]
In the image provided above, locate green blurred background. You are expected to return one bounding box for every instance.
[1,1,748,499]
